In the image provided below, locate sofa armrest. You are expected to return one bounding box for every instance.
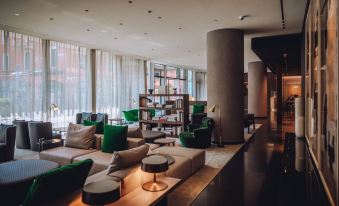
[94,134,103,150]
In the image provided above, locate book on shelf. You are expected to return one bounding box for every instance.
[165,104,174,109]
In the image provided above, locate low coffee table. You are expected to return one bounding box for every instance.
[0,159,59,205]
[154,138,176,147]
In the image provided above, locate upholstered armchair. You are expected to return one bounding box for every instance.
[179,117,215,149]
[0,124,16,162]
[28,122,62,152]
[13,120,31,149]
[76,112,108,124]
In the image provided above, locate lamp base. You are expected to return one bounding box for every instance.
[142,181,168,192]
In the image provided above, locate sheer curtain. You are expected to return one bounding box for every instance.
[49,41,91,126]
[0,30,44,123]
[96,52,145,118]
[196,72,207,100]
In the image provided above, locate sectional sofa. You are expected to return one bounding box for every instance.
[39,128,205,204]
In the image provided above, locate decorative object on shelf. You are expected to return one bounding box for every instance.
[173,88,177,94]
[148,89,154,94]
[82,180,120,205]
[208,104,223,147]
[141,155,169,192]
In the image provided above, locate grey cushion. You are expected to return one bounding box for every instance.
[127,127,143,138]
[107,144,149,174]
[65,123,96,149]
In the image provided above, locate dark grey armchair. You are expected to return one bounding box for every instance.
[13,120,31,149]
[28,122,62,151]
[0,124,16,162]
[76,112,108,124]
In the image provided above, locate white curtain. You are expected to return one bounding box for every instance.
[49,41,91,126]
[0,30,45,123]
[196,72,207,100]
[96,52,145,118]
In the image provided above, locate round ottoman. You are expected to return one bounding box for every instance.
[142,130,166,143]
[82,180,120,205]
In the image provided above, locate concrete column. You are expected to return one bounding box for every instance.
[207,29,244,144]
[248,61,267,117]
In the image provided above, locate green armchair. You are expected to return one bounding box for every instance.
[179,117,215,149]
[122,109,139,123]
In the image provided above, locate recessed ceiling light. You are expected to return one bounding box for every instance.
[178,27,182,30]
[158,16,162,19]
[14,13,20,16]
[84,9,89,13]
[128,0,133,3]
[188,50,191,53]
[152,48,155,51]
[214,19,218,22]
[49,17,54,21]
[147,10,153,14]
[119,23,123,26]
[86,29,90,32]
[144,32,148,35]
[114,37,118,40]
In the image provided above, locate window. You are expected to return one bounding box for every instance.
[50,48,57,69]
[24,51,31,71]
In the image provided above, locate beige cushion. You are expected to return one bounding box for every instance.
[153,146,205,173]
[127,137,145,149]
[65,123,96,149]
[39,147,97,166]
[107,144,149,174]
[127,127,143,138]
[73,151,113,175]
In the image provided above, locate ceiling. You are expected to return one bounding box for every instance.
[0,0,308,71]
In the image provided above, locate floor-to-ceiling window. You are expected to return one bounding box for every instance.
[49,41,91,127]
[0,30,44,122]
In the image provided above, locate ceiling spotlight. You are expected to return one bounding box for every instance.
[214,19,218,22]
[128,0,133,3]
[238,15,250,21]
[86,29,90,32]
[158,16,162,19]
[178,27,182,30]
[144,32,148,35]
[147,10,153,14]
[14,13,20,16]
[152,48,154,51]
[119,23,123,26]
[84,9,89,13]
[114,37,118,40]
[49,17,54,21]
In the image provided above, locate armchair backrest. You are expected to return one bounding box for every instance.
[13,120,31,149]
[76,113,108,124]
[191,113,207,125]
[0,124,16,162]
[95,113,108,124]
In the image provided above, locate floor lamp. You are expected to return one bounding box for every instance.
[208,104,223,147]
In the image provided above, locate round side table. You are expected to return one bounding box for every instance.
[154,138,176,146]
[82,180,120,205]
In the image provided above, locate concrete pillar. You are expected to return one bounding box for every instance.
[207,29,244,144]
[248,61,267,117]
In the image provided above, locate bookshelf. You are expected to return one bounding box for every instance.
[139,94,189,137]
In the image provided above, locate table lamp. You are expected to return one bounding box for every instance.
[141,155,169,192]
[208,104,223,147]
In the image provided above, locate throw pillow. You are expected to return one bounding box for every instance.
[127,127,143,138]
[107,144,150,174]
[84,120,104,134]
[23,159,93,206]
[102,125,128,153]
[193,104,205,114]
[65,123,96,149]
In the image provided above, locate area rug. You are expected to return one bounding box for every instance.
[168,124,262,206]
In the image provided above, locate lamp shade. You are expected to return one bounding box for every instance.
[208,104,217,112]
[141,155,168,173]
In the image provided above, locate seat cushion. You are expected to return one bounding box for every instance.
[73,151,113,175]
[153,147,205,173]
[102,125,128,153]
[141,130,166,143]
[39,147,97,166]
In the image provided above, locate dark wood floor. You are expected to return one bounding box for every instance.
[191,116,331,206]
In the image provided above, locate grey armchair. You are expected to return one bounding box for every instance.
[28,122,62,152]
[13,120,31,149]
[76,112,108,124]
[0,124,16,162]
